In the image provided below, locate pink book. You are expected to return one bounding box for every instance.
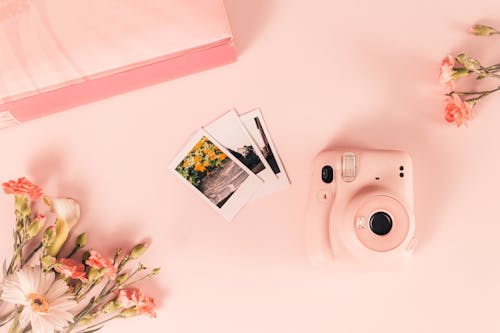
[0,0,237,128]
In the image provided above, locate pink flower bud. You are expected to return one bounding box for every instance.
[34,215,47,225]
[27,215,47,239]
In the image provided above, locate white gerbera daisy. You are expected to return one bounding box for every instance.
[0,266,77,333]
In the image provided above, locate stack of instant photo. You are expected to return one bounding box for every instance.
[170,108,290,221]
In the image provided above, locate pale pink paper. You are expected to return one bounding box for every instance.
[0,0,236,123]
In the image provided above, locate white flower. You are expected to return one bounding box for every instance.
[45,197,81,257]
[48,197,81,229]
[0,266,77,333]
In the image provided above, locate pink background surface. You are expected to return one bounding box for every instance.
[1,0,500,332]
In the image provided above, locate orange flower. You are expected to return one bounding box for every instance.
[439,55,455,93]
[208,152,216,161]
[219,153,227,161]
[194,163,205,172]
[116,288,157,318]
[194,139,204,150]
[85,250,117,280]
[2,177,43,201]
[54,258,88,283]
[444,94,473,127]
[182,160,190,168]
[194,155,201,162]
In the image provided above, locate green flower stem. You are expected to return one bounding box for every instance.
[75,281,99,303]
[113,264,145,289]
[69,253,153,331]
[21,242,43,267]
[73,314,121,333]
[70,278,120,331]
[67,245,79,259]
[453,86,500,96]
[486,65,500,71]
[67,296,99,332]
[120,272,157,289]
[477,64,500,78]
[6,213,36,275]
[6,250,20,275]
[95,281,112,301]
[116,255,130,272]
[112,249,122,265]
[7,239,27,275]
[466,86,500,103]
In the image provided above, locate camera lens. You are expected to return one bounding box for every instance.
[369,212,393,236]
[321,166,334,183]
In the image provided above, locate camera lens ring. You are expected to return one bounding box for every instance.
[353,195,410,252]
[369,211,393,236]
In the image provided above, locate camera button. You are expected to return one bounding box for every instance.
[318,189,331,202]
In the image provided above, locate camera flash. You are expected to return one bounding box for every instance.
[342,152,357,182]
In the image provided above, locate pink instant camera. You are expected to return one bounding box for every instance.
[306,149,417,268]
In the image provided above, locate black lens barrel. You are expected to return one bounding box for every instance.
[369,212,393,236]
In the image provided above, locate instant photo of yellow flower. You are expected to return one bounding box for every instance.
[175,136,229,188]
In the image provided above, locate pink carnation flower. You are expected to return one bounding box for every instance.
[439,55,456,93]
[85,250,117,280]
[444,93,473,127]
[117,288,157,318]
[54,258,88,283]
[2,177,43,201]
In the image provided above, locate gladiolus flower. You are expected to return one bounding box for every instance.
[2,177,43,201]
[54,258,88,283]
[444,94,474,127]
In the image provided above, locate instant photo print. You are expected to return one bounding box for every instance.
[240,109,290,194]
[204,110,280,196]
[169,129,262,221]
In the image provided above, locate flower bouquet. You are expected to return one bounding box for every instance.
[439,24,500,127]
[0,178,160,333]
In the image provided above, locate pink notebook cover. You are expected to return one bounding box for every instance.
[0,0,237,128]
